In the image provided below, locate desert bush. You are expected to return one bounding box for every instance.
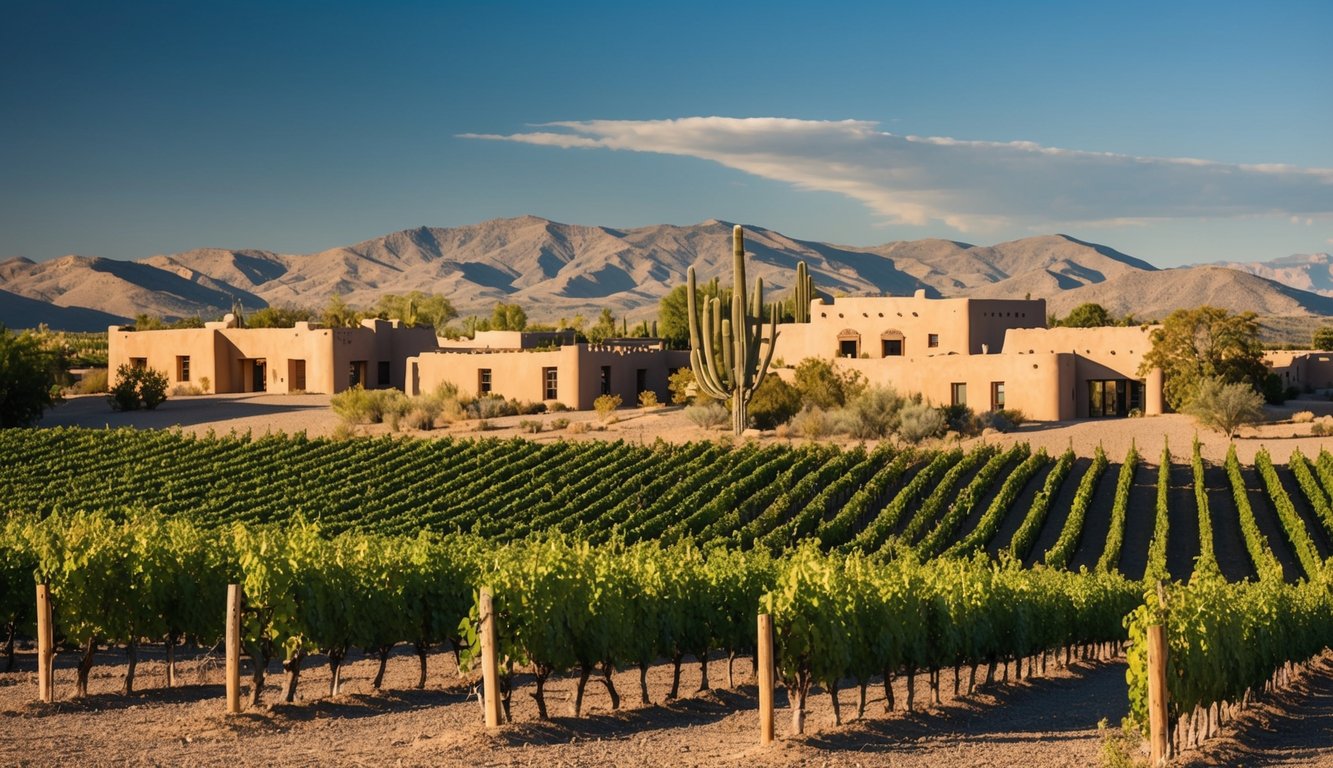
[978,408,1026,433]
[684,402,729,429]
[550,417,570,431]
[402,406,437,431]
[792,358,865,409]
[638,390,660,408]
[843,385,904,439]
[547,401,570,412]
[1184,376,1264,438]
[1312,416,1333,436]
[199,376,211,393]
[475,418,498,431]
[108,364,169,411]
[474,395,518,419]
[74,368,108,394]
[897,402,947,442]
[568,420,590,434]
[517,419,543,434]
[749,375,802,429]
[790,406,834,439]
[940,404,977,435]
[331,386,409,425]
[171,383,204,396]
[1293,410,1316,424]
[515,400,547,416]
[667,367,701,405]
[594,393,622,422]
[1262,373,1288,405]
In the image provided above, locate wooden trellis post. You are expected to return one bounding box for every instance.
[36,584,54,703]
[479,587,502,728]
[225,584,242,714]
[757,613,775,745]
[1147,623,1169,765]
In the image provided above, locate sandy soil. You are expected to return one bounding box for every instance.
[0,643,1129,768]
[37,392,1333,465]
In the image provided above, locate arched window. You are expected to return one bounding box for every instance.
[880,329,905,357]
[836,329,861,358]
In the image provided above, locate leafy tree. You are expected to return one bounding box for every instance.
[667,367,698,405]
[321,295,363,328]
[792,358,865,409]
[1313,325,1333,351]
[658,279,730,349]
[133,314,204,330]
[1138,306,1266,410]
[1055,303,1114,328]
[375,292,457,333]
[1183,376,1264,438]
[490,302,528,332]
[247,306,317,328]
[0,326,57,427]
[586,308,618,344]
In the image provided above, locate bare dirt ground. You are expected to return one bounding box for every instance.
[0,643,1130,768]
[37,392,1333,465]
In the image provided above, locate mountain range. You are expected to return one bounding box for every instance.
[3,216,1333,340]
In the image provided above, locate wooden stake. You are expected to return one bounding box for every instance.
[1147,623,1169,765]
[757,613,775,746]
[225,584,241,714]
[36,584,53,703]
[479,587,502,728]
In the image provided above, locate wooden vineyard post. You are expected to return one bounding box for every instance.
[757,613,775,746]
[1147,623,1169,765]
[36,584,53,703]
[225,584,242,714]
[479,586,502,728]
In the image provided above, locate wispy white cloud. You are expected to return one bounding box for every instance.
[462,117,1333,232]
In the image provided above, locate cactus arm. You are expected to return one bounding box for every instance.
[686,267,703,352]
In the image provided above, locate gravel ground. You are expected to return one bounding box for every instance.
[0,645,1130,768]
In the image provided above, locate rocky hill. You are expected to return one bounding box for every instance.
[2,216,1331,332]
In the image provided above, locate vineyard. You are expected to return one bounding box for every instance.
[4,427,1333,762]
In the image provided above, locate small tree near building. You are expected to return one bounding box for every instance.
[0,327,57,427]
[1184,376,1264,438]
[1138,306,1266,411]
[1313,325,1333,351]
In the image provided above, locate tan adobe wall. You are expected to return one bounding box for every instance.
[438,330,578,351]
[1002,325,1164,416]
[408,345,690,409]
[1266,350,1333,391]
[776,294,1044,362]
[825,351,1076,421]
[108,327,223,390]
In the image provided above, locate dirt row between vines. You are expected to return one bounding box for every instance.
[1,644,1130,767]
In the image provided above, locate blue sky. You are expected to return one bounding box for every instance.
[2,0,1330,267]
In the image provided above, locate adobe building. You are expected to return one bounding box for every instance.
[1264,350,1333,392]
[107,317,437,394]
[771,293,1165,421]
[407,336,690,410]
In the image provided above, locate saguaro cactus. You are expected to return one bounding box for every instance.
[687,225,779,435]
[793,261,815,323]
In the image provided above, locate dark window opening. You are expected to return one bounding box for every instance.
[600,365,612,395]
[377,361,391,387]
[928,334,940,348]
[130,357,147,369]
[951,382,967,407]
[289,360,306,392]
[543,367,558,400]
[991,381,1005,410]
[882,338,903,356]
[478,369,492,395]
[1088,379,1145,417]
[636,368,647,394]
[349,361,367,389]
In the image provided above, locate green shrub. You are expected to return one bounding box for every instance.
[1263,373,1287,405]
[667,367,697,405]
[749,375,802,429]
[638,390,660,408]
[792,358,865,409]
[475,395,518,419]
[790,406,834,438]
[517,419,543,434]
[1185,376,1264,438]
[550,417,570,431]
[940,404,976,434]
[107,364,169,411]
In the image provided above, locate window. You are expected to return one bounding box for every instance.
[130,357,147,369]
[478,368,492,395]
[543,367,558,400]
[951,382,967,407]
[991,381,1005,410]
[176,356,190,382]
[377,361,391,387]
[839,339,859,357]
[600,365,612,396]
[636,368,647,394]
[928,334,940,348]
[349,361,366,388]
[881,338,903,356]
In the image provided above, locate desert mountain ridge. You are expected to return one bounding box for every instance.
[1,216,1331,337]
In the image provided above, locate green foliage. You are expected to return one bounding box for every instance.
[684,402,729,429]
[1261,372,1287,404]
[1224,444,1284,580]
[593,393,622,422]
[1144,444,1171,582]
[1096,445,1141,572]
[133,314,204,330]
[586,308,618,344]
[330,385,409,425]
[107,363,168,411]
[1045,446,1109,569]
[321,295,364,328]
[1007,449,1075,561]
[0,326,58,426]
[246,305,317,328]
[1140,306,1266,411]
[792,357,865,409]
[1191,438,1218,577]
[748,374,801,429]
[667,366,697,405]
[374,292,457,332]
[1183,376,1264,438]
[1312,324,1333,351]
[842,385,905,439]
[490,302,528,332]
[1053,302,1119,328]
